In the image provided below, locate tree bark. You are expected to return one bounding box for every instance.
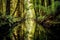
[24,0,36,40]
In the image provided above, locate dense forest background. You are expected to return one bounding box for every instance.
[0,0,60,40]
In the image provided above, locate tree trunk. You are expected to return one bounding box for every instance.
[24,0,36,40]
[0,0,6,15]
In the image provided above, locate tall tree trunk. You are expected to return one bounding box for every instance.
[10,0,18,16]
[24,0,36,40]
[0,0,6,15]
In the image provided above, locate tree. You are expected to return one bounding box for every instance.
[24,0,36,40]
[0,0,60,40]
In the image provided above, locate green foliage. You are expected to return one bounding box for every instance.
[0,0,60,40]
[35,1,60,22]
